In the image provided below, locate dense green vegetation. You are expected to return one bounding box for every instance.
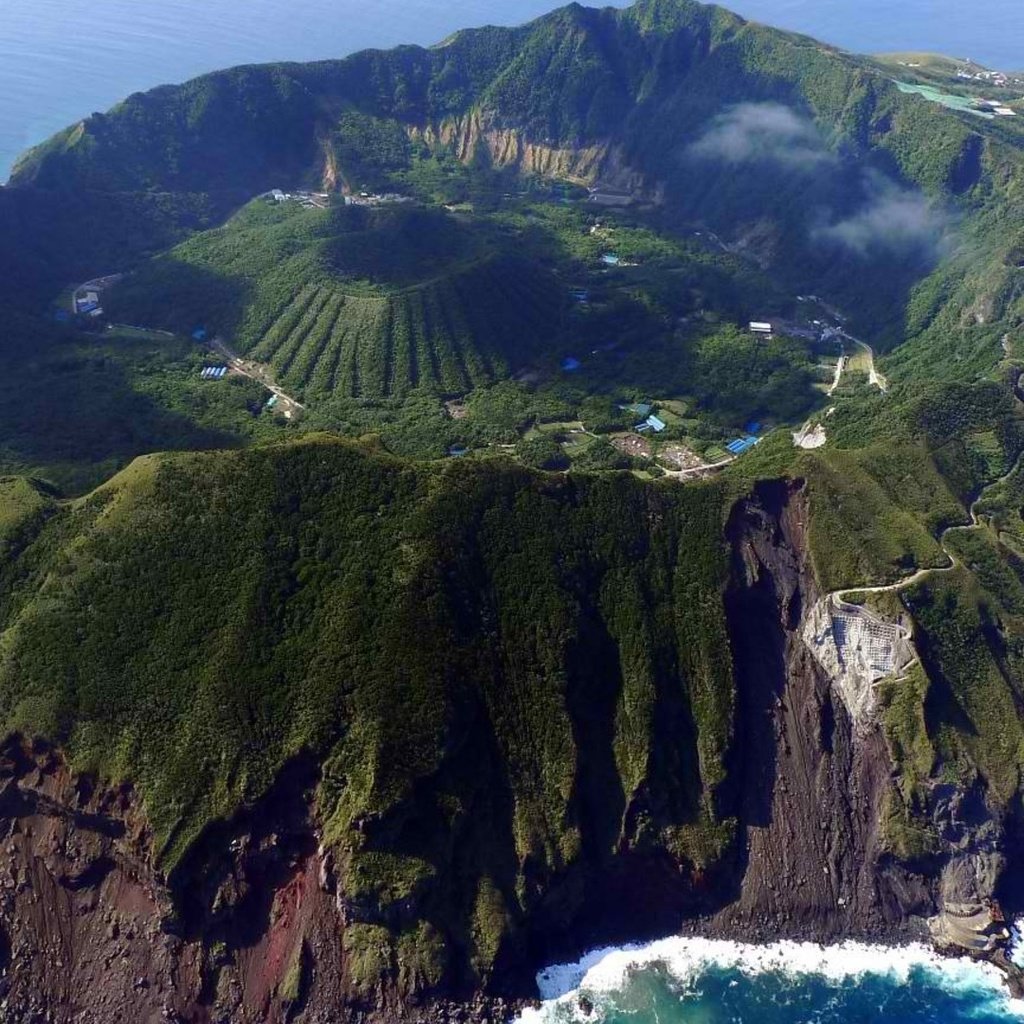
[0,315,289,493]
[6,0,1024,481]
[8,0,1023,361]
[5,0,1024,996]
[107,202,566,402]
[0,436,734,992]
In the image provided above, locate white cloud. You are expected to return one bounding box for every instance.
[688,102,831,167]
[817,172,948,255]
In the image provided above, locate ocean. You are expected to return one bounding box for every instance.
[2,0,1023,181]
[521,936,1024,1024]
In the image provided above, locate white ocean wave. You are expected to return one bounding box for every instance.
[519,935,1024,1023]
[1009,919,1024,969]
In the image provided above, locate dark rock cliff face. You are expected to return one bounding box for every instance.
[0,480,1013,1022]
[709,479,935,943]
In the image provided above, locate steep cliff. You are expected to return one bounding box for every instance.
[0,469,1018,1022]
[712,480,933,941]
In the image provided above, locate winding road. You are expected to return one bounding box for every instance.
[210,337,305,415]
[832,444,1024,605]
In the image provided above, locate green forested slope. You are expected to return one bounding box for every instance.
[7,0,1023,359]
[0,436,733,990]
[106,202,564,401]
[3,0,1024,996]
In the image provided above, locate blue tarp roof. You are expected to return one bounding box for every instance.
[561,357,582,371]
[726,436,760,455]
[601,253,621,265]
[192,327,207,341]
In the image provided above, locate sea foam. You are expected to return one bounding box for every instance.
[519,935,1024,1023]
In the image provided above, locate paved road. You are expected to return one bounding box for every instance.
[833,445,1024,604]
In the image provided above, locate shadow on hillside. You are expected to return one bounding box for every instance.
[0,337,243,494]
[105,257,253,342]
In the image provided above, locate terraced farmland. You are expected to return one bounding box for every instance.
[236,254,562,400]
[108,201,566,401]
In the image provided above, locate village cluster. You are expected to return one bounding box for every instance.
[266,189,414,208]
[954,63,1023,90]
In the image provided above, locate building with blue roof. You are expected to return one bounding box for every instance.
[638,415,666,433]
[726,436,761,455]
[561,357,582,372]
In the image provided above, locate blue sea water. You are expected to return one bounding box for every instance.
[1,0,1023,181]
[521,937,1024,1024]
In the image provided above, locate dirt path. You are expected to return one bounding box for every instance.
[211,337,306,416]
[826,354,847,396]
[659,459,735,480]
[843,332,888,393]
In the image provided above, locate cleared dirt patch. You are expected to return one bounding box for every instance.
[659,444,704,471]
[611,434,652,459]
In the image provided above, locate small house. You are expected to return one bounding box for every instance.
[645,415,667,433]
[749,321,773,335]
